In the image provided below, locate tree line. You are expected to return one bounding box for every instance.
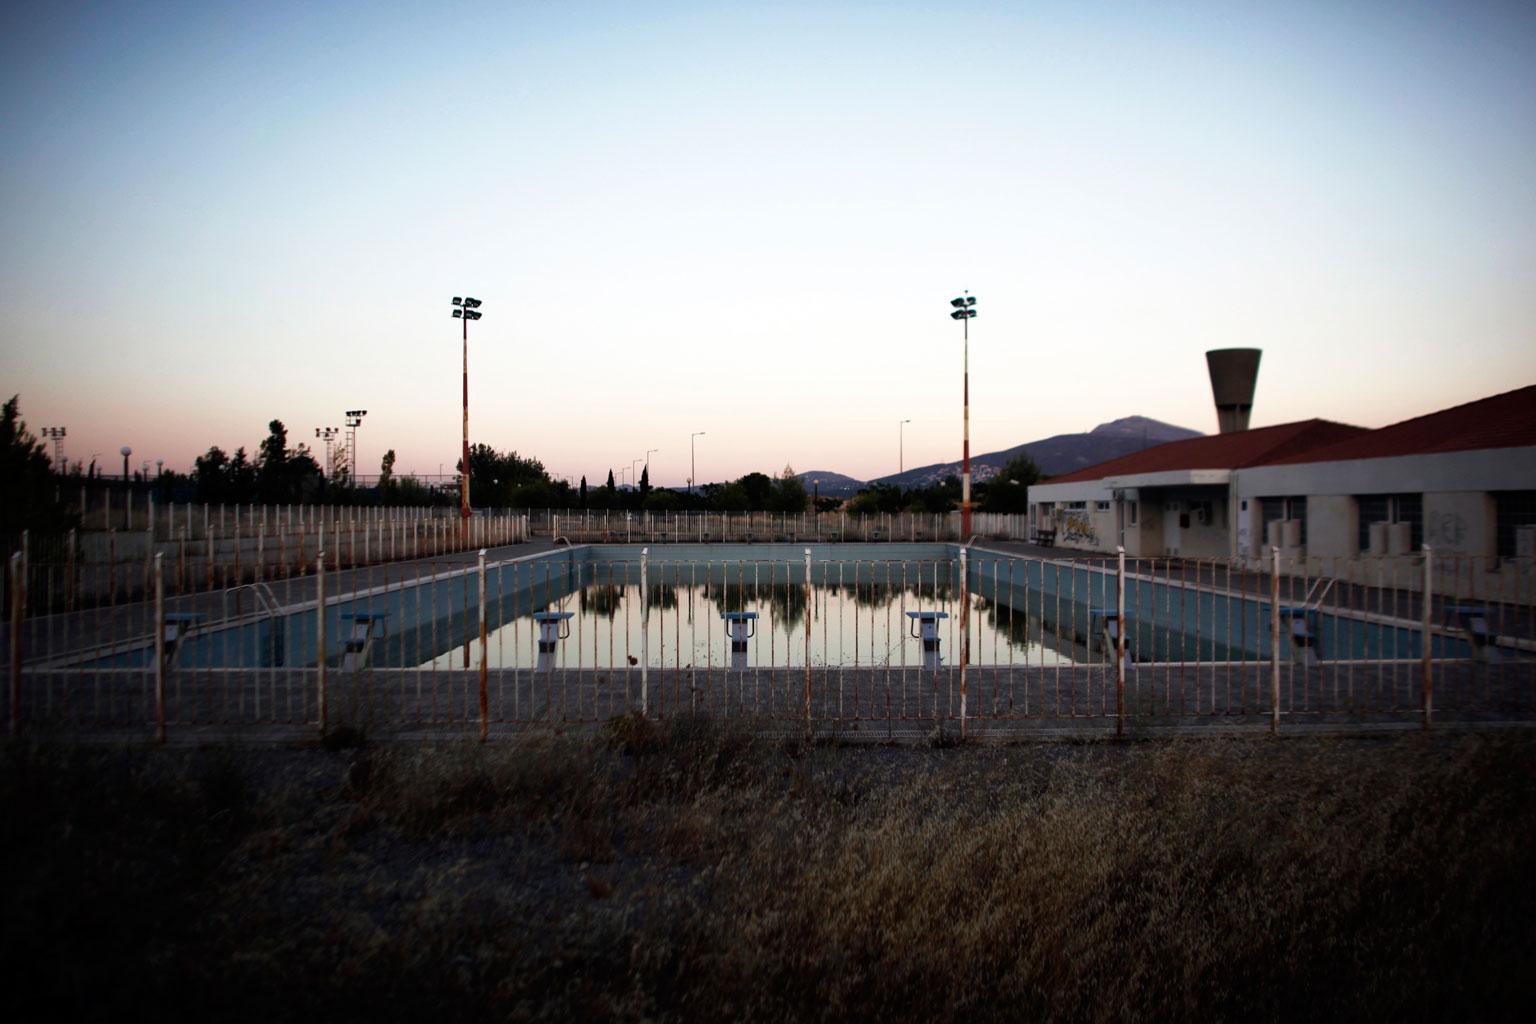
[6,395,1043,537]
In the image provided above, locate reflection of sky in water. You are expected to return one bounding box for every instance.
[422,578,1076,670]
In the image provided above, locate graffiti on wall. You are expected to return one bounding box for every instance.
[1426,510,1467,548]
[1059,511,1098,544]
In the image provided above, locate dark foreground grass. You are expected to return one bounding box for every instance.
[3,723,1534,1022]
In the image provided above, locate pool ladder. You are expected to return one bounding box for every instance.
[1280,577,1338,666]
[224,582,285,665]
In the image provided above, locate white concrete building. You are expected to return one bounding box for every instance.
[1028,386,1536,593]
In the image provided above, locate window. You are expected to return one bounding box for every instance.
[1065,501,1087,510]
[1495,491,1536,557]
[1128,501,1138,525]
[1356,493,1423,552]
[1094,500,1111,512]
[1259,495,1307,545]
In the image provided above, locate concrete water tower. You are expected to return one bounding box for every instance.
[1205,349,1262,434]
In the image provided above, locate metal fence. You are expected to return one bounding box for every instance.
[530,510,965,544]
[5,542,1533,741]
[3,506,529,614]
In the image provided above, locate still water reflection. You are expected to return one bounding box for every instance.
[422,569,1077,670]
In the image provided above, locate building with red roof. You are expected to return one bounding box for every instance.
[1028,385,1536,563]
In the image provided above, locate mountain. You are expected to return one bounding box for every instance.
[796,470,866,498]
[869,416,1201,490]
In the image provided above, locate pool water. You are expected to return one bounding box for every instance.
[420,559,1078,670]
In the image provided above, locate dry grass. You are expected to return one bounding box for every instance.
[3,725,1534,1022]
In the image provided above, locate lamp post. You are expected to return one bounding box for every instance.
[899,419,911,475]
[631,458,641,489]
[950,293,976,540]
[451,296,483,520]
[690,431,706,492]
[645,448,658,486]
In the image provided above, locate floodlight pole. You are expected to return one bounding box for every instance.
[452,296,483,522]
[899,419,911,475]
[462,308,471,520]
[963,311,970,541]
[950,293,977,541]
[691,431,705,492]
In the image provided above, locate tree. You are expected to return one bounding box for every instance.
[771,464,809,513]
[462,444,550,507]
[639,465,651,501]
[378,449,396,493]
[254,419,322,503]
[980,454,1041,513]
[1,395,75,537]
[847,483,902,515]
[579,475,588,508]
[739,472,773,510]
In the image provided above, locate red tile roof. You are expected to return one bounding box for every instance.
[1044,419,1369,484]
[1263,384,1536,464]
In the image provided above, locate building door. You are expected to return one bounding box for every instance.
[1164,499,1181,555]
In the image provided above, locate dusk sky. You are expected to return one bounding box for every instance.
[3,1,1534,487]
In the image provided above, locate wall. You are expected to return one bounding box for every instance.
[1423,492,1496,558]
[1304,495,1357,559]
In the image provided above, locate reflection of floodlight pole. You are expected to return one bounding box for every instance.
[899,419,911,475]
[690,431,705,492]
[41,426,66,467]
[949,292,977,540]
[451,296,483,520]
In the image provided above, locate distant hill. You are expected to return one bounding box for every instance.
[869,416,1201,490]
[796,470,866,498]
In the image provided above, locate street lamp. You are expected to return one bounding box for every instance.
[950,292,977,540]
[631,458,641,488]
[690,431,706,492]
[120,445,132,482]
[899,419,911,475]
[451,296,483,520]
[645,448,659,485]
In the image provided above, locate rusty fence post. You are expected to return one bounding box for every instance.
[153,553,166,744]
[1115,546,1126,739]
[316,553,327,737]
[1422,546,1433,730]
[478,549,489,741]
[1271,546,1282,735]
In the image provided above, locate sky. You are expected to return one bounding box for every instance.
[3,0,1534,487]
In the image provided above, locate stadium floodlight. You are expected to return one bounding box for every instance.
[948,292,977,540]
[451,295,485,521]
